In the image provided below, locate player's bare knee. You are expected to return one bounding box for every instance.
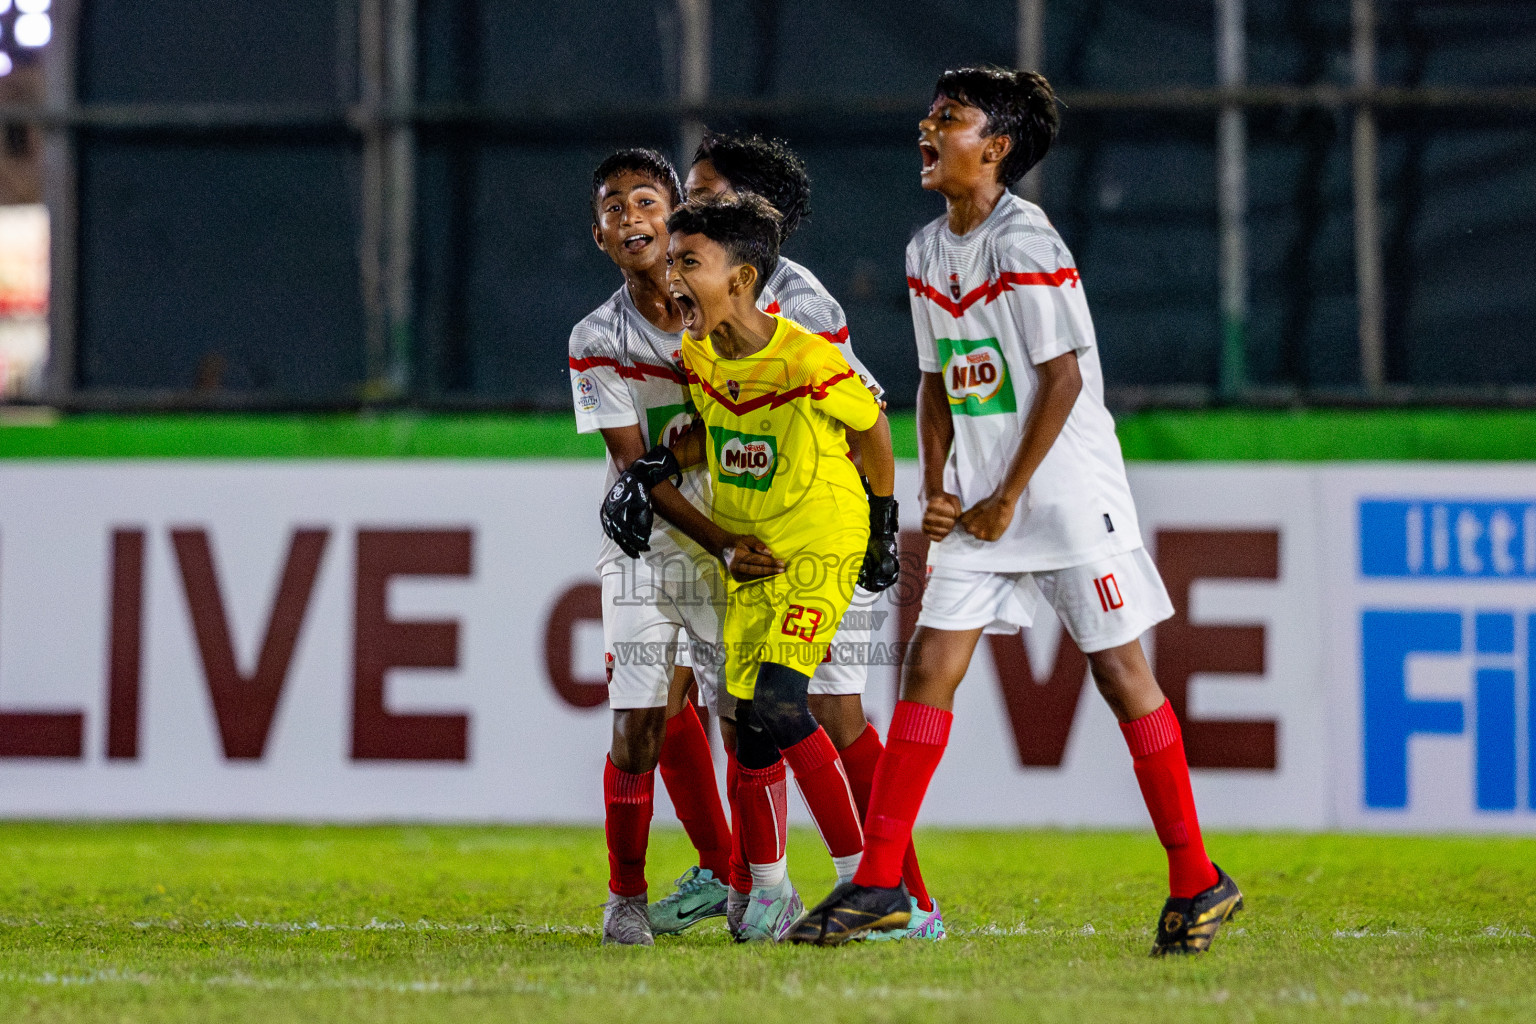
[1089,670,1136,721]
[899,635,966,706]
[1087,641,1165,723]
[610,706,667,773]
[808,694,866,748]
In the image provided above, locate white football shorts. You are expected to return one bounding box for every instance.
[808,584,881,695]
[916,545,1173,654]
[601,558,724,714]
[673,583,878,708]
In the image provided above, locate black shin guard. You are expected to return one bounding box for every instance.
[751,662,819,752]
[734,699,781,770]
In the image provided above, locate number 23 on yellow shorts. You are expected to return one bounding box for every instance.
[722,548,860,701]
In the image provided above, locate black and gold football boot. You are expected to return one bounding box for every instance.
[786,881,911,946]
[1150,864,1244,956]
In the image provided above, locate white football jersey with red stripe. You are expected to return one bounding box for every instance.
[760,257,884,402]
[569,284,709,573]
[908,191,1141,572]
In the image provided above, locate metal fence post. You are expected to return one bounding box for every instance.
[358,0,416,401]
[385,0,417,398]
[42,0,80,403]
[1016,0,1045,204]
[1353,0,1386,392]
[1217,0,1248,398]
[359,0,388,398]
[678,0,711,171]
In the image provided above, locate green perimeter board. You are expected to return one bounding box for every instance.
[1,409,1535,461]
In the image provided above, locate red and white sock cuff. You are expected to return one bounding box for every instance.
[888,701,953,747]
[738,760,786,788]
[1120,700,1181,759]
[782,727,839,775]
[604,756,655,804]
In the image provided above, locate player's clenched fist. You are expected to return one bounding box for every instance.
[720,534,784,582]
[600,444,683,558]
[958,491,1016,542]
[922,492,963,542]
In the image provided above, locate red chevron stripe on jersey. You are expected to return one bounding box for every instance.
[568,355,685,383]
[686,367,858,416]
[908,267,1081,318]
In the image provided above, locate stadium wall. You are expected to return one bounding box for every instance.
[0,410,1534,832]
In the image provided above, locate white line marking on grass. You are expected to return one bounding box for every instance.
[1331,927,1427,939]
[0,969,153,987]
[115,918,599,936]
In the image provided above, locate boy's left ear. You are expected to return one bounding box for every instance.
[984,132,1014,167]
[732,262,758,297]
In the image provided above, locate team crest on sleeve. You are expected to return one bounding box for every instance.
[574,374,600,412]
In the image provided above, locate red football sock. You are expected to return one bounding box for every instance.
[853,701,951,890]
[1120,701,1220,899]
[839,723,933,912]
[658,703,731,879]
[735,759,788,871]
[782,727,864,859]
[603,756,654,898]
[723,745,752,894]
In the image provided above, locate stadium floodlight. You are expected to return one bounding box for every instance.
[0,0,11,14]
[0,54,11,78]
[15,0,47,13]
[14,12,48,47]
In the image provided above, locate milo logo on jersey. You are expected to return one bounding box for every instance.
[710,426,778,492]
[646,402,695,450]
[937,337,1016,417]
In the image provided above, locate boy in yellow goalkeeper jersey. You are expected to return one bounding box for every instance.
[601,193,899,942]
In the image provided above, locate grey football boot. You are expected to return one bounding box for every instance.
[602,890,655,946]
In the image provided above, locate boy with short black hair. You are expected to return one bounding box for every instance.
[569,148,736,945]
[603,192,899,942]
[791,67,1242,953]
[680,130,939,938]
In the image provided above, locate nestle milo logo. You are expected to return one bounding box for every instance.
[646,402,695,450]
[710,426,777,491]
[937,337,1016,416]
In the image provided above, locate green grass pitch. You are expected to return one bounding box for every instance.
[0,823,1533,1022]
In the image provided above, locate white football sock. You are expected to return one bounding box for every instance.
[831,853,862,886]
[749,856,788,890]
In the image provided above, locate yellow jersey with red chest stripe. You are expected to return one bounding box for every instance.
[681,313,878,553]
[680,313,880,698]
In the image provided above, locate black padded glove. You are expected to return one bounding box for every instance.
[600,444,683,559]
[859,492,901,592]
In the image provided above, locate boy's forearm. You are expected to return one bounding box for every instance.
[852,410,895,498]
[995,352,1082,504]
[650,481,728,557]
[669,420,705,469]
[916,372,954,499]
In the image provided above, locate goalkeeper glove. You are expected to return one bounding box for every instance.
[600,444,683,559]
[859,491,901,592]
